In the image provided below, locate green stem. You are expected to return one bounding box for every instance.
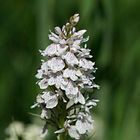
[57,132,67,140]
[56,101,67,140]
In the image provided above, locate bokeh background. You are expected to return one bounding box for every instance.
[0,0,140,140]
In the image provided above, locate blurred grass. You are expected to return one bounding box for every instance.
[0,0,140,140]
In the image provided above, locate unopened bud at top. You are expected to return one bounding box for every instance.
[70,13,80,25]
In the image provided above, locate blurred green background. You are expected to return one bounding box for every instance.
[0,0,140,140]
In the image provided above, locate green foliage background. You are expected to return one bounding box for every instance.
[0,0,140,140]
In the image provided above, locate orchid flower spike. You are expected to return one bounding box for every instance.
[32,13,99,140]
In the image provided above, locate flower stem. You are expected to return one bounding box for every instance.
[57,132,67,140]
[56,101,67,140]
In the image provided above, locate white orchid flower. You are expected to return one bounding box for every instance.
[33,13,99,140]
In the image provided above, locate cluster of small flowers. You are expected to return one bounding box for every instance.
[5,121,47,140]
[33,14,99,139]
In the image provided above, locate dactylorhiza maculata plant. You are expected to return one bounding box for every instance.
[32,14,99,140]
